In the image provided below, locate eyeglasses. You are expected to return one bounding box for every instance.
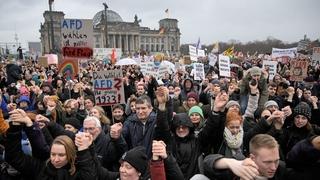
[83,127,96,132]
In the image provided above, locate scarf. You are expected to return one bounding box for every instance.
[223,126,243,149]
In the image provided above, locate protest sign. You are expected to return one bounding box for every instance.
[44,54,58,65]
[189,45,198,61]
[219,55,231,77]
[61,19,93,58]
[208,53,218,67]
[263,60,278,80]
[59,58,79,80]
[92,69,125,106]
[38,56,48,67]
[271,47,297,59]
[193,63,205,81]
[157,66,170,79]
[197,49,206,57]
[290,60,308,82]
[312,47,320,65]
[93,48,122,61]
[140,62,156,77]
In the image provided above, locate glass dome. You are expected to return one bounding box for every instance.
[93,10,123,27]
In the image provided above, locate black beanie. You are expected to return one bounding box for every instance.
[120,146,148,173]
[293,102,311,121]
[64,118,81,130]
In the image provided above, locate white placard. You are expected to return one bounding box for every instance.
[208,53,218,67]
[197,49,206,57]
[193,63,205,80]
[93,48,122,60]
[219,55,231,77]
[312,47,320,65]
[263,60,278,80]
[189,45,198,61]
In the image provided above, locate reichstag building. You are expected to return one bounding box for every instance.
[40,9,181,56]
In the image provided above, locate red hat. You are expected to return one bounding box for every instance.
[187,92,199,103]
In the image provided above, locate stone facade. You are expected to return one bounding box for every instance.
[40,9,181,56]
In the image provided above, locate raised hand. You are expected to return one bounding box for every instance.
[228,158,259,180]
[35,114,50,129]
[9,109,33,127]
[152,140,167,161]
[75,132,93,151]
[155,86,169,110]
[110,122,123,139]
[213,91,229,112]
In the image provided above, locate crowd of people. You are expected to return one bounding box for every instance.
[0,54,319,180]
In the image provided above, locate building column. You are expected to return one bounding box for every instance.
[131,35,134,53]
[119,34,122,51]
[113,34,116,48]
[126,34,129,52]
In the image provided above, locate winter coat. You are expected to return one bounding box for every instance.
[4,124,97,180]
[150,154,184,180]
[154,99,221,179]
[122,111,157,158]
[203,154,312,180]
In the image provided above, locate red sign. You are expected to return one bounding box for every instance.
[62,47,93,58]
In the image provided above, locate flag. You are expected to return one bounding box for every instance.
[223,46,234,57]
[211,42,219,53]
[159,27,165,35]
[196,37,201,50]
[111,48,116,64]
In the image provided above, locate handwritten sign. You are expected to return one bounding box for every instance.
[61,19,93,58]
[93,48,122,61]
[263,60,278,80]
[272,47,297,59]
[312,47,320,65]
[92,69,125,106]
[189,45,198,61]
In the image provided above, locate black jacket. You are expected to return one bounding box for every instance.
[4,124,96,180]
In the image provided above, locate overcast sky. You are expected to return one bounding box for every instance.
[0,0,319,49]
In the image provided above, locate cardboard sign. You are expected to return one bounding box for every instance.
[140,62,156,77]
[263,60,278,80]
[38,56,48,67]
[59,58,79,80]
[290,60,308,82]
[219,55,231,77]
[92,69,125,106]
[61,19,94,58]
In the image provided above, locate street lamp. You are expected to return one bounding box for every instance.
[49,0,55,53]
[103,2,108,48]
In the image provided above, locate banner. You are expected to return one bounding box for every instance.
[263,60,278,80]
[61,19,94,58]
[92,69,125,106]
[219,55,231,77]
[290,60,308,82]
[189,45,198,61]
[271,47,297,59]
[93,48,122,61]
[312,47,320,65]
[193,63,205,81]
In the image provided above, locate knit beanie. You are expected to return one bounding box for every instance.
[226,110,243,126]
[225,100,240,109]
[188,106,204,119]
[64,118,81,130]
[120,146,148,173]
[250,66,261,76]
[293,102,311,121]
[264,100,279,109]
[187,92,199,103]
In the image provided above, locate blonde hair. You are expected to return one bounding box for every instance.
[91,106,111,125]
[49,135,76,175]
